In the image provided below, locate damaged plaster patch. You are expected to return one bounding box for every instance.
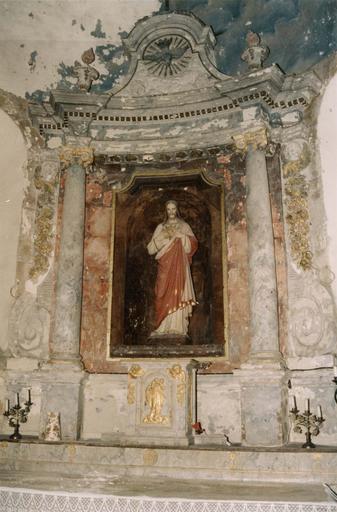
[47,137,62,149]
[28,51,38,72]
[91,19,106,39]
[26,40,129,100]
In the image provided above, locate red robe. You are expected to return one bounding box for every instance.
[154,235,197,328]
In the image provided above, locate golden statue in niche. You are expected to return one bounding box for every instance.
[147,200,198,338]
[143,378,169,424]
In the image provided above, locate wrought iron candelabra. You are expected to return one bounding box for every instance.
[289,397,324,449]
[3,390,33,441]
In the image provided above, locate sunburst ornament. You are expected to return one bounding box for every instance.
[143,36,192,77]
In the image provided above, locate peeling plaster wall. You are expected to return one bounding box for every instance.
[318,71,337,304]
[0,110,27,353]
[0,0,336,100]
[0,0,160,98]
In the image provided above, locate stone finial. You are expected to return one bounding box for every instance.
[241,31,269,71]
[74,48,99,92]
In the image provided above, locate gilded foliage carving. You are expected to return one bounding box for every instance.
[128,365,144,379]
[232,128,268,152]
[283,151,312,270]
[59,146,94,169]
[127,365,144,405]
[29,163,58,280]
[168,364,186,406]
[127,383,136,405]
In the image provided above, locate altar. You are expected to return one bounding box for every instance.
[0,6,337,508]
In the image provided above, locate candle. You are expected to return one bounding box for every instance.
[334,366,337,377]
[27,389,31,404]
[305,399,310,412]
[317,405,323,419]
[5,399,9,412]
[16,393,20,407]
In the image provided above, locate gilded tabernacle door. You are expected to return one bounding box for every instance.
[107,169,227,358]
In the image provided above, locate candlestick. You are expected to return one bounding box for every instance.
[27,389,31,404]
[290,401,325,449]
[305,399,310,412]
[3,393,33,441]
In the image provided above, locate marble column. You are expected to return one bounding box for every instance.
[51,146,93,365]
[246,140,280,362]
[39,146,93,441]
[233,129,286,446]
[234,128,281,362]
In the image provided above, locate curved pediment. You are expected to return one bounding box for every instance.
[106,12,231,100]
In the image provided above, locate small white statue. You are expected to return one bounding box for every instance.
[43,412,61,441]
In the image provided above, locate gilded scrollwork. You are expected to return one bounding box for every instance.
[168,364,186,406]
[283,150,312,270]
[59,146,94,169]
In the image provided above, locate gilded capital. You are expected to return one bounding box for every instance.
[59,146,94,169]
[232,128,268,152]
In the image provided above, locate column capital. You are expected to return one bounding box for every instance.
[59,146,94,169]
[232,127,268,152]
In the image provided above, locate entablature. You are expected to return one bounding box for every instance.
[27,12,322,148]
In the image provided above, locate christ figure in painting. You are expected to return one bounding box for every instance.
[147,200,198,338]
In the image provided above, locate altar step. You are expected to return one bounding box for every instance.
[1,440,337,486]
